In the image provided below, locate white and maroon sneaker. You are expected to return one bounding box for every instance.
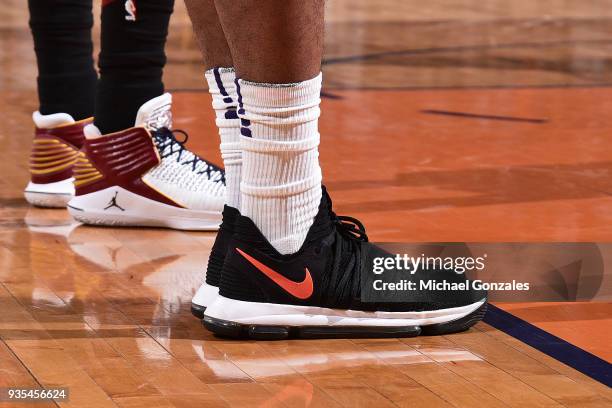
[24,112,92,208]
[67,93,225,230]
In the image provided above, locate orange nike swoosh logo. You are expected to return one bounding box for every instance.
[236,248,314,300]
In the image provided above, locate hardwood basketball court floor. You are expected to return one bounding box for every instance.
[0,1,610,407]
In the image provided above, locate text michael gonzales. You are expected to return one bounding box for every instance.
[371,254,530,291]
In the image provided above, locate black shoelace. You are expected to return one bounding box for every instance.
[323,189,368,243]
[320,189,369,307]
[151,128,225,184]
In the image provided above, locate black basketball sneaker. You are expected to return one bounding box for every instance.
[203,187,487,340]
[191,205,240,318]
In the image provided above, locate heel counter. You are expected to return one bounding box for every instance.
[205,243,226,286]
[73,151,104,194]
[34,117,89,149]
[205,206,239,286]
[29,136,79,183]
[29,119,91,184]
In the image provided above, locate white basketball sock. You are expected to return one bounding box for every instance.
[237,73,323,255]
[205,67,242,210]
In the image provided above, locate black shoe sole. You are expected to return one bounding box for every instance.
[202,301,487,340]
[191,303,206,319]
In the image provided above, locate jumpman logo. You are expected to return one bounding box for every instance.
[104,192,125,211]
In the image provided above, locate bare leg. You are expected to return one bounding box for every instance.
[209,0,325,254]
[186,0,325,252]
[213,0,324,83]
[184,0,242,213]
[184,0,233,69]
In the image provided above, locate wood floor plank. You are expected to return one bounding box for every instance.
[394,359,510,408]
[446,327,611,407]
[0,340,57,408]
[0,285,117,408]
[259,340,398,407]
[479,324,612,400]
[209,383,290,407]
[2,2,612,407]
[149,336,253,385]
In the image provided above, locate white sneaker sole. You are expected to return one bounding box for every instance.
[24,179,74,208]
[205,295,486,327]
[191,282,219,318]
[203,296,487,339]
[67,186,221,231]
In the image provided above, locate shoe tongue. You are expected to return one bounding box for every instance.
[134,93,173,131]
[83,124,103,139]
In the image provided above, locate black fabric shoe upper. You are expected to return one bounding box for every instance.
[219,186,486,312]
[205,205,240,287]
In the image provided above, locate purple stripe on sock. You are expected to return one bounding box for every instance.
[235,78,252,137]
[225,107,238,120]
[213,68,230,97]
